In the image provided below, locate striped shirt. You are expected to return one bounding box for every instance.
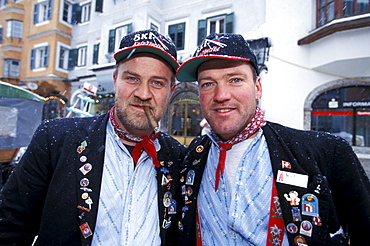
[91,122,161,246]
[198,130,288,246]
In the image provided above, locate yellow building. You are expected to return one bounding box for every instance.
[0,0,71,97]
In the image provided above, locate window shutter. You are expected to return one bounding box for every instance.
[72,4,82,24]
[33,4,39,24]
[108,29,115,53]
[68,48,78,70]
[197,19,206,45]
[0,27,3,43]
[95,0,103,13]
[127,23,132,34]
[43,45,49,67]
[47,0,53,20]
[93,43,99,64]
[225,12,234,33]
[30,48,36,69]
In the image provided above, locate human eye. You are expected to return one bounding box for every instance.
[152,80,165,89]
[199,81,214,91]
[125,76,139,84]
[231,78,242,83]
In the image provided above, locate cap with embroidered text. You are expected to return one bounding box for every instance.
[114,29,179,72]
[176,33,259,82]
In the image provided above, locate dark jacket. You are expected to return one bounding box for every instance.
[0,113,186,246]
[178,121,370,246]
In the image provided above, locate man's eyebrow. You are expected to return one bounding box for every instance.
[121,70,139,77]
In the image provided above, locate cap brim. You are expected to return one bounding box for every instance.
[114,46,179,72]
[176,55,252,82]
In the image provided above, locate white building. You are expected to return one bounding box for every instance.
[66,0,370,154]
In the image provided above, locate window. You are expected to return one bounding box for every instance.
[150,23,158,31]
[108,23,132,53]
[62,0,72,23]
[197,13,234,45]
[59,46,69,69]
[0,0,8,8]
[0,26,2,43]
[81,3,91,23]
[317,0,370,27]
[93,43,99,64]
[30,45,49,69]
[3,59,20,77]
[208,16,225,34]
[95,0,103,13]
[77,46,87,66]
[311,86,370,147]
[168,23,185,50]
[34,0,53,24]
[6,20,22,38]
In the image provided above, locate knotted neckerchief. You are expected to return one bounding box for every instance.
[109,106,160,167]
[210,106,266,191]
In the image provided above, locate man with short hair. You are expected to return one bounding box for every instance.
[176,33,370,246]
[0,29,185,246]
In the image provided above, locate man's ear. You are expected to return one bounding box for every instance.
[169,83,176,98]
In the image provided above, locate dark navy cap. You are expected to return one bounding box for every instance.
[114,29,179,72]
[176,33,259,82]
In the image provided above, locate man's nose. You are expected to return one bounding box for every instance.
[134,82,152,101]
[213,83,231,103]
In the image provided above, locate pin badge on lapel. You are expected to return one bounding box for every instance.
[80,178,89,187]
[185,170,195,185]
[161,174,170,186]
[284,191,300,206]
[168,200,176,214]
[77,141,88,154]
[282,160,291,169]
[301,194,319,217]
[300,220,313,237]
[286,223,298,234]
[292,207,302,221]
[80,163,92,175]
[196,145,204,153]
[79,222,93,238]
[163,191,172,207]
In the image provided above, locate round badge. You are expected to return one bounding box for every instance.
[186,187,193,196]
[80,178,89,187]
[80,156,87,162]
[196,145,204,153]
[83,163,92,172]
[286,223,298,234]
[294,235,306,245]
[81,192,89,200]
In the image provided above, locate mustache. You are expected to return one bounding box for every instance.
[129,98,152,107]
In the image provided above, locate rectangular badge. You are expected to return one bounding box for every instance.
[276,170,308,188]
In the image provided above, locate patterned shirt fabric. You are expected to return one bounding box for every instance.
[91,122,161,246]
[198,130,289,246]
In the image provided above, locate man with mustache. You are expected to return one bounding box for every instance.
[0,29,185,246]
[176,33,370,246]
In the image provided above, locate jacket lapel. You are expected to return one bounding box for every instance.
[263,123,329,245]
[73,114,108,245]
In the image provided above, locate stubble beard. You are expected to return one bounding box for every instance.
[115,104,151,131]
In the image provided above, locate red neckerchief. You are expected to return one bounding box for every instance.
[109,106,160,167]
[210,106,266,191]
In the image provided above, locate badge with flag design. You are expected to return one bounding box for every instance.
[282,160,291,169]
